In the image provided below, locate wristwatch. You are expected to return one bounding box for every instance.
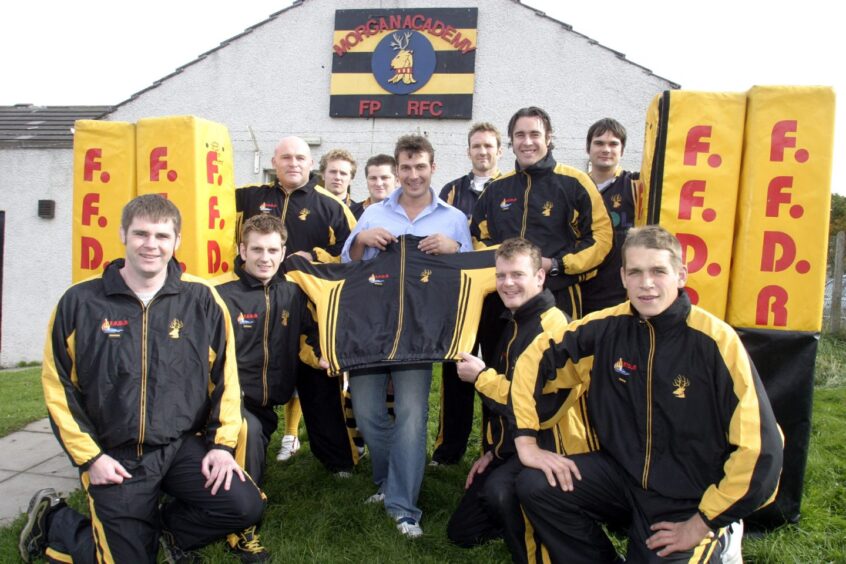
[549,261,560,277]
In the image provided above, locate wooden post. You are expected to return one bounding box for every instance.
[830,231,845,333]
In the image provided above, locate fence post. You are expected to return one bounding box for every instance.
[830,231,845,333]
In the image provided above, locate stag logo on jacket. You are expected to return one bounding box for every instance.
[281,310,290,326]
[169,319,183,339]
[368,273,390,286]
[542,201,553,217]
[611,194,622,209]
[420,269,432,283]
[101,318,128,337]
[613,358,637,376]
[372,30,436,95]
[259,202,277,213]
[673,375,691,399]
[298,208,310,221]
[499,197,518,211]
[237,312,258,329]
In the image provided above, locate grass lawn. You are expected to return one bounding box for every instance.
[0,367,46,437]
[2,350,846,562]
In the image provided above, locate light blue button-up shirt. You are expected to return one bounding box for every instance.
[341,187,472,262]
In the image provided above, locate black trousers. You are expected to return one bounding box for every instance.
[45,434,264,563]
[296,362,358,472]
[516,451,727,564]
[242,403,279,487]
[447,456,545,564]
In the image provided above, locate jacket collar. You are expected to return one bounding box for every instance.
[102,258,184,298]
[503,288,556,324]
[632,289,691,333]
[515,151,556,177]
[274,174,318,196]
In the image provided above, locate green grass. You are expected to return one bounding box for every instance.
[0,367,46,436]
[3,367,846,562]
[815,333,846,388]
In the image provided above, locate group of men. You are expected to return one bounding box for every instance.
[20,106,782,563]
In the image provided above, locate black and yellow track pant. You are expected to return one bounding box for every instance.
[43,434,264,563]
[447,455,548,564]
[516,451,728,563]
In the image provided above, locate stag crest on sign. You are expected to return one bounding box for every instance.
[389,32,416,84]
[672,375,690,398]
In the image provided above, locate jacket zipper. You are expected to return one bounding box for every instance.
[137,297,157,458]
[520,171,532,237]
[281,190,291,224]
[494,320,519,458]
[641,319,656,488]
[387,240,406,359]
[262,286,270,406]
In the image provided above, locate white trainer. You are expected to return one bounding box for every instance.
[364,492,385,505]
[276,435,300,462]
[395,517,422,538]
[721,519,743,564]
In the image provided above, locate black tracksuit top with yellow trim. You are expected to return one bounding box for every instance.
[41,259,242,469]
[285,236,496,373]
[235,176,357,263]
[581,169,639,312]
[439,170,501,219]
[470,152,613,290]
[511,292,783,529]
[214,259,320,410]
[475,289,594,460]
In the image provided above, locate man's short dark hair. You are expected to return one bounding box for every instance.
[621,226,683,271]
[394,134,435,164]
[365,154,397,177]
[121,194,182,236]
[319,149,357,180]
[241,214,288,247]
[586,118,627,152]
[468,122,501,148]
[495,237,542,272]
[507,106,554,151]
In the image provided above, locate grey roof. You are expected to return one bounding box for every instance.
[0,105,112,148]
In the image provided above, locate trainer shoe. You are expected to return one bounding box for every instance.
[19,488,63,563]
[227,526,270,562]
[395,516,423,538]
[276,435,300,462]
[159,529,201,564]
[364,491,385,504]
[721,519,743,564]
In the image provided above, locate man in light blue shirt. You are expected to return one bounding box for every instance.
[341,134,471,538]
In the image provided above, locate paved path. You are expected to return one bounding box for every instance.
[0,418,78,527]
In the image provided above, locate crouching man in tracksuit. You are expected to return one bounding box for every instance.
[214,214,322,561]
[20,195,264,563]
[512,225,783,563]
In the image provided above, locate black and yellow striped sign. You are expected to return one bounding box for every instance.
[330,8,477,119]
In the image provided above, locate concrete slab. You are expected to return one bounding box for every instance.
[23,418,53,434]
[0,469,14,482]
[0,473,79,527]
[28,454,78,480]
[0,431,64,472]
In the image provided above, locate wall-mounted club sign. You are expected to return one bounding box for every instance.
[329,8,478,119]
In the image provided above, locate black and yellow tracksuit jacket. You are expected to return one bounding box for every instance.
[470,153,612,292]
[475,289,594,461]
[42,259,242,469]
[284,235,497,373]
[235,176,357,263]
[439,169,501,219]
[580,168,639,313]
[213,259,320,410]
[350,197,374,220]
[511,291,783,529]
